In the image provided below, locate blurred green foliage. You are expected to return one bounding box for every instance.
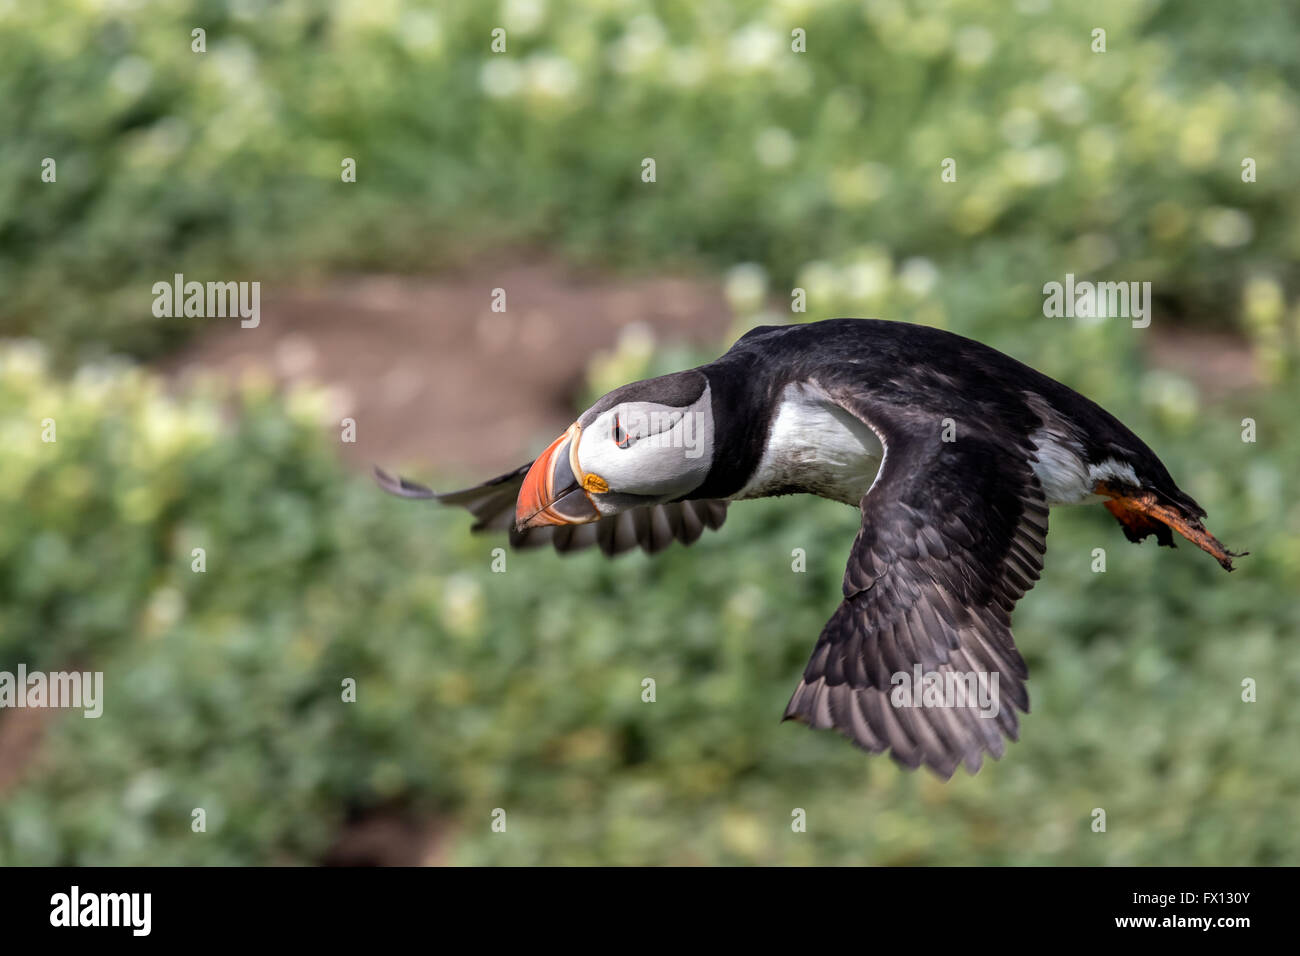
[1,332,1298,865]
[1,0,1299,865]
[1,0,1298,362]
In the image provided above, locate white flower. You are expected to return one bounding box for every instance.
[899,258,939,297]
[1004,144,1066,185]
[999,107,1040,147]
[480,59,523,98]
[954,27,995,67]
[843,254,891,301]
[611,15,667,73]
[1041,73,1088,122]
[725,263,769,314]
[528,54,578,99]
[755,127,796,168]
[1200,208,1254,248]
[797,261,839,304]
[729,23,781,70]
[502,0,546,35]
[109,55,153,98]
[666,48,707,88]
[398,11,442,53]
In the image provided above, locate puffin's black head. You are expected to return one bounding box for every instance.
[515,369,716,530]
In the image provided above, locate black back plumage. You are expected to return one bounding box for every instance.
[698,318,1201,516]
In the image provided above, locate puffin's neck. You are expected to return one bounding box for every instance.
[688,354,781,500]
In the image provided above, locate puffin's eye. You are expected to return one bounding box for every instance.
[612,416,632,448]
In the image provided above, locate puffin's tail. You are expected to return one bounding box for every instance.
[1095,481,1246,571]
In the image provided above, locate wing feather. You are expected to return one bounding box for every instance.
[782,384,1049,777]
[375,466,727,558]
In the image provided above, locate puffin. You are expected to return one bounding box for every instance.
[376,318,1244,777]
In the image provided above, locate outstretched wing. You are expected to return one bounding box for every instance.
[375,466,728,557]
[783,385,1049,778]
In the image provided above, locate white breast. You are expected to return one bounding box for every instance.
[1029,431,1095,505]
[733,383,884,506]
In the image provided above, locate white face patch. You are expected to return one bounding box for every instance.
[1087,457,1139,488]
[575,384,715,502]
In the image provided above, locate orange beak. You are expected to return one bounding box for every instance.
[515,424,602,531]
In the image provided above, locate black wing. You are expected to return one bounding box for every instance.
[783,385,1049,778]
[375,466,728,557]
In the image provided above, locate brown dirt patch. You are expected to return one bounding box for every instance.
[1145,326,1258,398]
[322,811,454,867]
[0,706,51,796]
[158,255,730,478]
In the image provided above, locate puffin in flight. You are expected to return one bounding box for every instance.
[377,318,1243,777]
